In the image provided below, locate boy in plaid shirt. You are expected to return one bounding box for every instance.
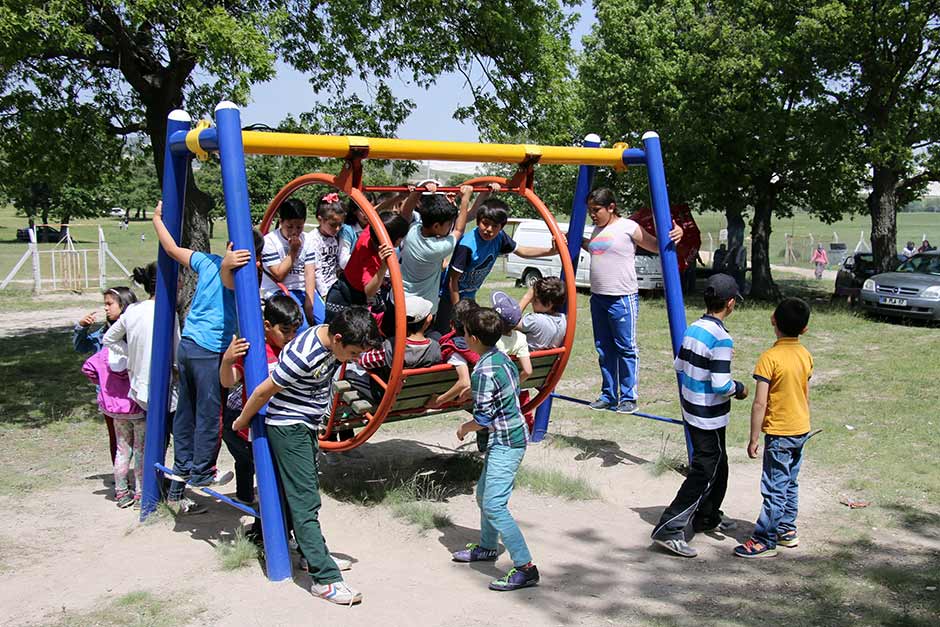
[452,308,539,591]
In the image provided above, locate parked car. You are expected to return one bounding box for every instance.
[834,252,902,304]
[15,225,62,243]
[108,207,126,217]
[505,219,664,291]
[859,251,940,321]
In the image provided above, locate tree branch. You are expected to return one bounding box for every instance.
[899,168,940,192]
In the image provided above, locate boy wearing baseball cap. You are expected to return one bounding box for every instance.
[651,273,748,557]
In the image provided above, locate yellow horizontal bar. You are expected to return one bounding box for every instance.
[238,131,628,169]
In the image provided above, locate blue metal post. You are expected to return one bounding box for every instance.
[140,110,191,520]
[531,133,600,443]
[641,131,693,463]
[214,101,292,582]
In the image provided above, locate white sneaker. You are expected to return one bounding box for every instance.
[311,581,362,605]
[299,554,352,571]
[212,470,235,487]
[168,497,207,515]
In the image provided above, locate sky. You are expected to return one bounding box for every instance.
[240,2,595,145]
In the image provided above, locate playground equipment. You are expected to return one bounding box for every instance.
[0,226,130,293]
[141,102,690,583]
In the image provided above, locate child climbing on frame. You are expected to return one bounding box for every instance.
[74,286,138,463]
[452,307,540,592]
[151,201,234,512]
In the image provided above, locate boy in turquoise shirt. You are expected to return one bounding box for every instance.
[152,201,235,508]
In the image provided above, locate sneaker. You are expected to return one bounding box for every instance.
[653,537,698,558]
[489,564,540,591]
[116,494,135,509]
[300,554,353,572]
[777,529,799,548]
[588,399,612,411]
[311,581,362,605]
[734,538,777,558]
[451,543,498,563]
[167,497,207,515]
[615,400,638,414]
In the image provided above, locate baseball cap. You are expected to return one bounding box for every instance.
[705,273,743,301]
[404,295,433,323]
[491,291,522,327]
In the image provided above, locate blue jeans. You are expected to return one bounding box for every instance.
[477,444,531,566]
[590,293,640,404]
[752,433,809,548]
[169,337,223,499]
[287,289,312,332]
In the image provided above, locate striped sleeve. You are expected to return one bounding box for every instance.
[709,337,735,396]
[471,369,495,428]
[261,232,282,267]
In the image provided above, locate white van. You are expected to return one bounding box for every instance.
[505,219,664,290]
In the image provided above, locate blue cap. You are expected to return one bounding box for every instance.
[491,291,522,327]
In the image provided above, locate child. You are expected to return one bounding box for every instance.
[303,194,347,325]
[734,297,813,559]
[220,294,302,505]
[491,291,533,382]
[347,295,441,405]
[338,197,369,269]
[261,198,307,301]
[325,211,409,322]
[83,343,145,508]
[151,201,235,509]
[650,274,748,558]
[74,286,138,463]
[452,308,539,592]
[429,299,481,408]
[381,187,471,337]
[517,276,567,350]
[232,307,378,605]
[436,194,557,334]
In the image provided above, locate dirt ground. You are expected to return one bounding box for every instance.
[1,302,937,626]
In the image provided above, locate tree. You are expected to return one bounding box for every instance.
[0,91,124,238]
[802,1,940,272]
[578,0,865,298]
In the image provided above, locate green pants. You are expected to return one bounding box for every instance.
[267,423,342,585]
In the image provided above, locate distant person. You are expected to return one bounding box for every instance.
[900,241,917,260]
[712,243,728,271]
[726,243,747,293]
[810,244,828,279]
[735,298,814,559]
[918,239,935,253]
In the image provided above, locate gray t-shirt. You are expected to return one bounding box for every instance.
[399,222,456,314]
[519,312,566,350]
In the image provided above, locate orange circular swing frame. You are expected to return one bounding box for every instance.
[259,170,578,452]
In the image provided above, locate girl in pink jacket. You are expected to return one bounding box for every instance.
[83,347,145,509]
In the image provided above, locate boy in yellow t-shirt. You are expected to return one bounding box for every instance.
[735,297,813,559]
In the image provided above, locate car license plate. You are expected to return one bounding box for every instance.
[879,296,907,306]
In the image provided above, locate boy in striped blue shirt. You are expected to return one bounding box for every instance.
[233,307,378,605]
[452,308,539,592]
[651,274,748,558]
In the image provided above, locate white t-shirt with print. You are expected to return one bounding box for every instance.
[588,217,640,296]
[303,229,342,298]
[261,229,306,294]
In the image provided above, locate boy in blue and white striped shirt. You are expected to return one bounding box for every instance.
[233,307,379,605]
[651,274,748,558]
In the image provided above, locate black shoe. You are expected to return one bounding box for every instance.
[589,399,612,411]
[615,400,638,414]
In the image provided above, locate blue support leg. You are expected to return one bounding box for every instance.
[531,133,600,443]
[641,132,694,463]
[140,110,191,521]
[214,101,292,582]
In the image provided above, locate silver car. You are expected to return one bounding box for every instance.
[860,251,940,321]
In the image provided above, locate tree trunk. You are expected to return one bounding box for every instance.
[145,102,213,318]
[867,166,901,273]
[60,214,70,240]
[749,186,780,301]
[726,205,746,252]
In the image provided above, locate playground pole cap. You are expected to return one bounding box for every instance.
[584,133,602,144]
[641,131,660,141]
[168,110,191,122]
[215,100,239,112]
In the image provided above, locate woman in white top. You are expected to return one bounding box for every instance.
[583,188,682,414]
